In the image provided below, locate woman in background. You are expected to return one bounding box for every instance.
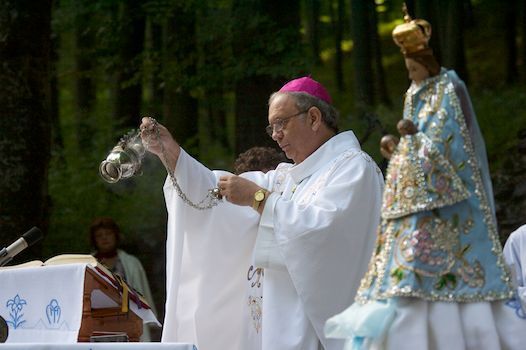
[90,217,158,341]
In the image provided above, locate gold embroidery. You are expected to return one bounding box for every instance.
[247,265,264,288]
[248,295,263,333]
[247,265,263,333]
[382,133,470,219]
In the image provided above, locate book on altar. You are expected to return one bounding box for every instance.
[0,254,153,310]
[0,254,115,292]
[0,254,108,272]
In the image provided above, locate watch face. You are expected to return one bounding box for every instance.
[255,191,265,201]
[0,316,8,343]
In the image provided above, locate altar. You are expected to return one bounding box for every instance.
[0,344,196,350]
[0,263,165,344]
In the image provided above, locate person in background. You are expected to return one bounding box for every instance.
[140,75,384,350]
[234,146,289,350]
[325,8,526,350]
[233,146,289,174]
[90,217,158,342]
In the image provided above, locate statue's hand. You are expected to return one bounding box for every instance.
[397,119,418,136]
[380,134,400,160]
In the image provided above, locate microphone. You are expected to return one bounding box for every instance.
[0,315,7,343]
[0,227,43,267]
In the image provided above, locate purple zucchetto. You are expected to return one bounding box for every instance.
[279,76,332,104]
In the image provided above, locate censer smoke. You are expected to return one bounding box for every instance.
[100,123,222,209]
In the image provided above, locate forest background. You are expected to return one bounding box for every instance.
[1,0,526,329]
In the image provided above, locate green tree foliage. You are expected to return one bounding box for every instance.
[1,0,525,320]
[0,0,53,262]
[161,1,199,151]
[232,0,306,154]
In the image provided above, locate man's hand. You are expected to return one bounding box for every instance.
[218,175,262,207]
[140,117,180,171]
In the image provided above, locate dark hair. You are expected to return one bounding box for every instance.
[89,217,121,248]
[406,47,441,77]
[233,146,288,174]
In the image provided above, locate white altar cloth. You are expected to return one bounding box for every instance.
[0,343,196,349]
[0,263,159,343]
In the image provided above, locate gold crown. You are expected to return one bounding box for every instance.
[392,4,432,55]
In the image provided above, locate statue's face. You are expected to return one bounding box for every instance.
[405,58,430,84]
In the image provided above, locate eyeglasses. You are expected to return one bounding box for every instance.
[265,110,308,137]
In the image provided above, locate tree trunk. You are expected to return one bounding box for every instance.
[369,0,391,106]
[232,0,301,155]
[464,0,475,28]
[522,0,526,82]
[504,0,518,84]
[404,0,415,18]
[50,5,63,156]
[306,0,322,65]
[350,0,374,110]
[331,0,346,91]
[145,19,163,117]
[234,77,280,155]
[408,0,468,81]
[162,4,199,152]
[74,0,96,148]
[0,0,52,262]
[114,0,145,130]
[412,0,443,64]
[198,3,230,153]
[441,0,468,82]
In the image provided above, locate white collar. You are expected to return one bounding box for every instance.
[288,131,361,184]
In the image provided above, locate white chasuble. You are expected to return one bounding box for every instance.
[162,131,383,350]
[162,154,262,350]
[255,131,384,350]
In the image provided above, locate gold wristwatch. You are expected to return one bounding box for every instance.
[252,189,267,210]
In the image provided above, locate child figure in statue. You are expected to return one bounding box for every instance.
[325,8,526,350]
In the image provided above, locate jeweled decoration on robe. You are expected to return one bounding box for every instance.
[356,71,513,303]
[382,132,470,219]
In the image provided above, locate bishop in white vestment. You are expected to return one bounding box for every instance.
[141,76,384,350]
